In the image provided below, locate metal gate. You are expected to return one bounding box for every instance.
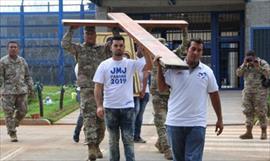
[129,11,244,89]
[0,0,95,85]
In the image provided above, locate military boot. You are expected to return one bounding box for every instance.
[155,141,164,153]
[163,148,173,160]
[87,144,96,161]
[96,145,103,158]
[260,127,267,140]
[9,132,18,142]
[240,125,253,139]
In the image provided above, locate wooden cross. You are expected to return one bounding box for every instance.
[62,12,188,69]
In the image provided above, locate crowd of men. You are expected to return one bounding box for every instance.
[0,24,269,161]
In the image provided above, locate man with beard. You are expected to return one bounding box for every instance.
[94,35,152,161]
[156,38,223,161]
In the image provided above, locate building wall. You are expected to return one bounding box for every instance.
[95,0,244,13]
[245,0,270,52]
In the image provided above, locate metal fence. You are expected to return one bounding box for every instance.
[252,27,270,63]
[0,0,95,85]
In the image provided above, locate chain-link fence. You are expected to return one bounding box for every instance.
[0,0,95,85]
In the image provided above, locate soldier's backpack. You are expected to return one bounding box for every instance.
[259,59,270,88]
[261,75,270,88]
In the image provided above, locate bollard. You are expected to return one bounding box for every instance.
[35,81,44,117]
[59,86,65,110]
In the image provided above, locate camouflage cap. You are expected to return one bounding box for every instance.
[157,38,168,46]
[84,26,96,32]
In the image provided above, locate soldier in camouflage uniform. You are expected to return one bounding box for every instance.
[62,26,110,161]
[236,50,270,140]
[0,41,34,142]
[150,38,172,160]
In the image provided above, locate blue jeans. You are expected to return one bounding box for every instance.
[166,126,206,161]
[134,93,149,139]
[105,108,136,161]
[73,90,83,141]
[73,112,83,140]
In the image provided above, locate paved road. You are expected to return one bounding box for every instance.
[1,90,269,161]
[1,125,269,161]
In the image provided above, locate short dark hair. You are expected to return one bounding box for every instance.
[187,38,204,49]
[246,50,256,57]
[84,26,96,32]
[111,35,125,43]
[7,41,19,48]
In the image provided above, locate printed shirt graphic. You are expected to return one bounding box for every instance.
[93,58,142,109]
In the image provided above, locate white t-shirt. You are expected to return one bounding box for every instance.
[137,57,150,93]
[164,62,218,127]
[75,63,78,78]
[93,58,143,109]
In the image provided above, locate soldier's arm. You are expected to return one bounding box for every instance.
[94,82,104,118]
[174,27,188,59]
[258,59,270,78]
[236,63,248,77]
[23,60,34,93]
[157,60,169,92]
[61,26,81,56]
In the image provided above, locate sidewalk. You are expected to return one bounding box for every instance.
[1,125,269,161]
[56,90,245,125]
[1,90,269,161]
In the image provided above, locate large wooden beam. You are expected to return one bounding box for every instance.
[62,13,189,68]
[108,13,188,69]
[62,19,188,29]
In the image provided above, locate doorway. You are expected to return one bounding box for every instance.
[219,42,240,89]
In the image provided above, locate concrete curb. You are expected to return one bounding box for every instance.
[0,118,51,125]
[53,122,75,125]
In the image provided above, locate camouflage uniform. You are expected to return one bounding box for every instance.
[173,27,188,59]
[0,55,34,139]
[236,57,270,139]
[61,28,109,159]
[150,64,171,158]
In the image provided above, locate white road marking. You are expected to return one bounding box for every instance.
[0,147,24,161]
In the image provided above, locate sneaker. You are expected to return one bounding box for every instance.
[73,135,79,143]
[134,137,146,143]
